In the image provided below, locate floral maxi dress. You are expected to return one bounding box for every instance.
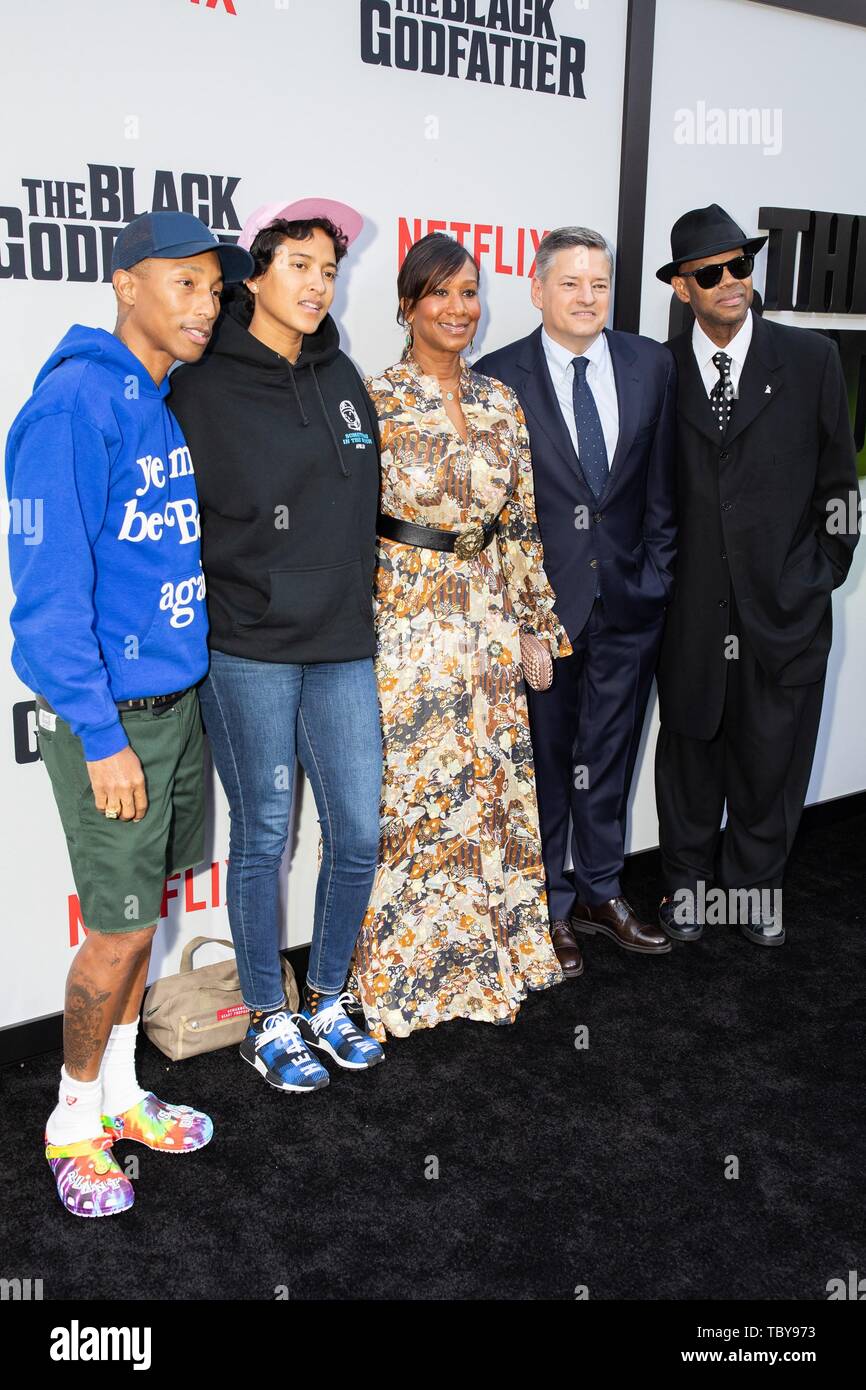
[352,356,573,1041]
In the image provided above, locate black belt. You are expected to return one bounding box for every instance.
[36,688,192,718]
[377,511,501,560]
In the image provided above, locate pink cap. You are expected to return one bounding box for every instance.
[238,198,364,253]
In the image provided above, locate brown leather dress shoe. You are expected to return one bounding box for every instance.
[549,920,584,977]
[571,896,672,954]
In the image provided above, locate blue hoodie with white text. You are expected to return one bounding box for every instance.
[5,326,208,760]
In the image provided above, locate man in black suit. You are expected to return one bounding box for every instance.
[655,205,860,946]
[475,227,676,977]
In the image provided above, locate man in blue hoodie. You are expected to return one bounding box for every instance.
[5,212,253,1217]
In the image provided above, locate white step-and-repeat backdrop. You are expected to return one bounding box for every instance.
[2,0,863,1031]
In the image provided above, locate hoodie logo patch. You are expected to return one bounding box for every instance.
[339,400,362,431]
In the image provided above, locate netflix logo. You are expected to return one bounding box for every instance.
[189,0,237,13]
[399,216,549,277]
[67,860,227,946]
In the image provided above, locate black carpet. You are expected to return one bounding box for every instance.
[3,806,864,1302]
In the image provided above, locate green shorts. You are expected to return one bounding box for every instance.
[37,687,205,934]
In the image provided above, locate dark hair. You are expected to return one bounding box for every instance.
[224,217,349,324]
[397,232,480,335]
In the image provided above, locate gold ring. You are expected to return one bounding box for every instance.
[104,807,120,820]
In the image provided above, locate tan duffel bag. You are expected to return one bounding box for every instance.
[142,936,300,1061]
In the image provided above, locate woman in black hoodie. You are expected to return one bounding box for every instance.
[169,206,386,1090]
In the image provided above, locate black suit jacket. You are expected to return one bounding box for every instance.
[657,309,860,739]
[474,326,677,639]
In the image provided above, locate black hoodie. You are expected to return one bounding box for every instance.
[168,305,381,663]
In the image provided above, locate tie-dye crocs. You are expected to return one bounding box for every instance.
[45,1132,135,1218]
[101,1092,213,1153]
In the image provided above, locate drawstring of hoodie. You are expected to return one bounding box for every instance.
[285,360,309,427]
[311,362,351,478]
[272,341,351,479]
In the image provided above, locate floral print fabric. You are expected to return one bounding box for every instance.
[352,356,572,1040]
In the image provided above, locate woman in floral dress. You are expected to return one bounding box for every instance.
[353,233,573,1041]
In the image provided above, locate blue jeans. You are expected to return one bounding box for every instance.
[199,651,383,1010]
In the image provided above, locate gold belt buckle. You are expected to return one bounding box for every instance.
[454,520,486,559]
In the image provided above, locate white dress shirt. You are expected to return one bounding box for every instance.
[692,309,753,398]
[541,326,620,468]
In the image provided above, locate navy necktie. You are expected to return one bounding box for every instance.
[571,356,608,499]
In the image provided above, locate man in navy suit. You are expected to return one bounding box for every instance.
[475,227,676,976]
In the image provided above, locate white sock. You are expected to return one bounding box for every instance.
[99,1020,149,1117]
[45,1068,104,1146]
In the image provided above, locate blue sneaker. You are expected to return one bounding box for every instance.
[297,991,385,1070]
[239,1010,329,1092]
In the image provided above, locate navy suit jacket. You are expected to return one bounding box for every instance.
[474,326,677,639]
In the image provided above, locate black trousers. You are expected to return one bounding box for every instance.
[655,599,826,894]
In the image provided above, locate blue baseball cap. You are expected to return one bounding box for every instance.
[111,211,254,281]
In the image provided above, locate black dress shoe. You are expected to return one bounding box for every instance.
[550,920,584,977]
[740,912,786,947]
[659,896,704,942]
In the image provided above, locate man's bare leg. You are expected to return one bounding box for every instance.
[113,936,155,1027]
[64,924,157,1080]
[95,930,157,1120]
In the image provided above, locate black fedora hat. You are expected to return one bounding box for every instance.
[656,204,767,283]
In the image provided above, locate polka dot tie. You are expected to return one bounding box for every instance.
[710,351,734,434]
[571,356,609,499]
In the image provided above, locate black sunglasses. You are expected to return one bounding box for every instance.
[677,253,754,290]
